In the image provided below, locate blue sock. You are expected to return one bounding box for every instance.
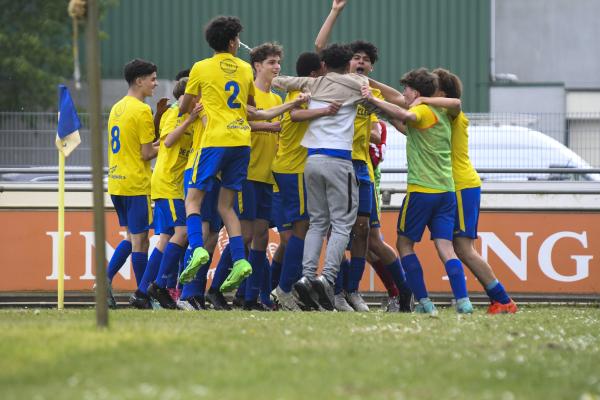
[229,235,245,263]
[210,244,232,290]
[107,240,132,281]
[245,250,265,302]
[131,252,148,287]
[486,279,511,304]
[181,253,212,300]
[335,258,350,295]
[385,258,411,292]
[138,248,162,293]
[401,254,428,301]
[260,256,273,306]
[347,257,366,292]
[156,243,185,288]
[270,259,282,290]
[445,258,468,300]
[279,235,304,292]
[235,279,247,298]
[186,214,203,249]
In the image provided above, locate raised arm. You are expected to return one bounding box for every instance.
[367,77,407,108]
[247,93,310,121]
[315,0,347,53]
[411,96,462,118]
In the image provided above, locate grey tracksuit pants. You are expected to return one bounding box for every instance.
[302,155,358,284]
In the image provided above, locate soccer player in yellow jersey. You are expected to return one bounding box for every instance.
[314,0,414,313]
[106,59,159,309]
[177,16,308,294]
[411,69,517,314]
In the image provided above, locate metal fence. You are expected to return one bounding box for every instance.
[1,111,599,182]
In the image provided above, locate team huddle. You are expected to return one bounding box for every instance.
[105,0,517,315]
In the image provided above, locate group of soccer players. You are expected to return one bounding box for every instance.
[104,0,518,315]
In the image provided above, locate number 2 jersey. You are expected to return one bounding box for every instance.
[107,95,155,196]
[185,53,255,148]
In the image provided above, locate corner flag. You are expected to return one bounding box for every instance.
[56,84,82,157]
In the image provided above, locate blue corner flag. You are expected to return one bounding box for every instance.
[56,84,82,157]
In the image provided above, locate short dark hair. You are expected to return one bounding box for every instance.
[172,77,188,99]
[204,16,243,52]
[250,42,283,70]
[320,43,353,71]
[350,40,378,64]
[296,52,322,77]
[433,68,463,99]
[400,68,438,97]
[175,68,190,81]
[123,59,157,85]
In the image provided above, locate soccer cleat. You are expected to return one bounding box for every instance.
[206,288,231,311]
[398,287,415,313]
[414,298,438,316]
[385,296,400,313]
[487,299,518,314]
[147,282,178,310]
[334,293,354,312]
[272,286,301,311]
[129,289,152,309]
[311,276,335,311]
[293,277,321,311]
[176,299,196,311]
[220,259,252,292]
[179,247,209,284]
[456,298,474,314]
[179,296,206,310]
[232,295,245,309]
[243,299,274,312]
[107,281,118,309]
[346,291,370,312]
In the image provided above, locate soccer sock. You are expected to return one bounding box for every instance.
[107,240,132,281]
[401,254,428,301]
[210,244,232,290]
[260,256,273,306]
[347,257,366,293]
[130,252,148,287]
[334,258,348,295]
[270,259,282,290]
[176,247,189,290]
[229,235,245,263]
[372,260,399,297]
[138,248,162,294]
[385,258,413,295]
[244,249,265,302]
[279,235,304,293]
[444,258,468,300]
[156,242,185,289]
[181,253,212,300]
[486,279,511,304]
[186,214,204,249]
[235,279,247,299]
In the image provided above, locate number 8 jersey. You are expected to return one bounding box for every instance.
[107,95,156,195]
[185,53,255,148]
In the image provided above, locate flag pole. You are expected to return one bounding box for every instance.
[58,150,66,309]
[86,0,108,328]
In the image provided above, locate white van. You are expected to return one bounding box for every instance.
[381,124,600,184]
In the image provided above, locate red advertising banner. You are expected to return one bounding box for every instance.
[0,210,598,293]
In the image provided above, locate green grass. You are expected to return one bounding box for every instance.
[1,306,600,400]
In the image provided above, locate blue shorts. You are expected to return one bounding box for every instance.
[454,186,481,239]
[235,180,273,221]
[369,182,381,228]
[153,198,186,235]
[189,146,250,192]
[183,168,192,197]
[111,194,152,234]
[273,172,309,226]
[202,179,224,233]
[271,189,291,232]
[353,161,372,216]
[397,191,456,242]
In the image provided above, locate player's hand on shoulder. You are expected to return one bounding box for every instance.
[410,97,425,107]
[361,85,374,101]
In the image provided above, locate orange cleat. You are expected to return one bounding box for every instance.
[487,300,518,314]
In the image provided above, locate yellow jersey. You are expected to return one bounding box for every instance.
[107,95,155,196]
[451,112,481,190]
[151,104,197,200]
[271,90,309,174]
[186,53,255,148]
[352,88,382,164]
[247,85,283,184]
[185,106,207,171]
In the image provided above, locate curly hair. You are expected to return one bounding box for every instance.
[204,16,243,52]
[123,58,157,85]
[433,68,462,99]
[296,52,322,77]
[320,43,353,71]
[250,42,283,68]
[400,68,438,97]
[350,40,379,64]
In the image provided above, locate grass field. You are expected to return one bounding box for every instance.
[1,306,599,400]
